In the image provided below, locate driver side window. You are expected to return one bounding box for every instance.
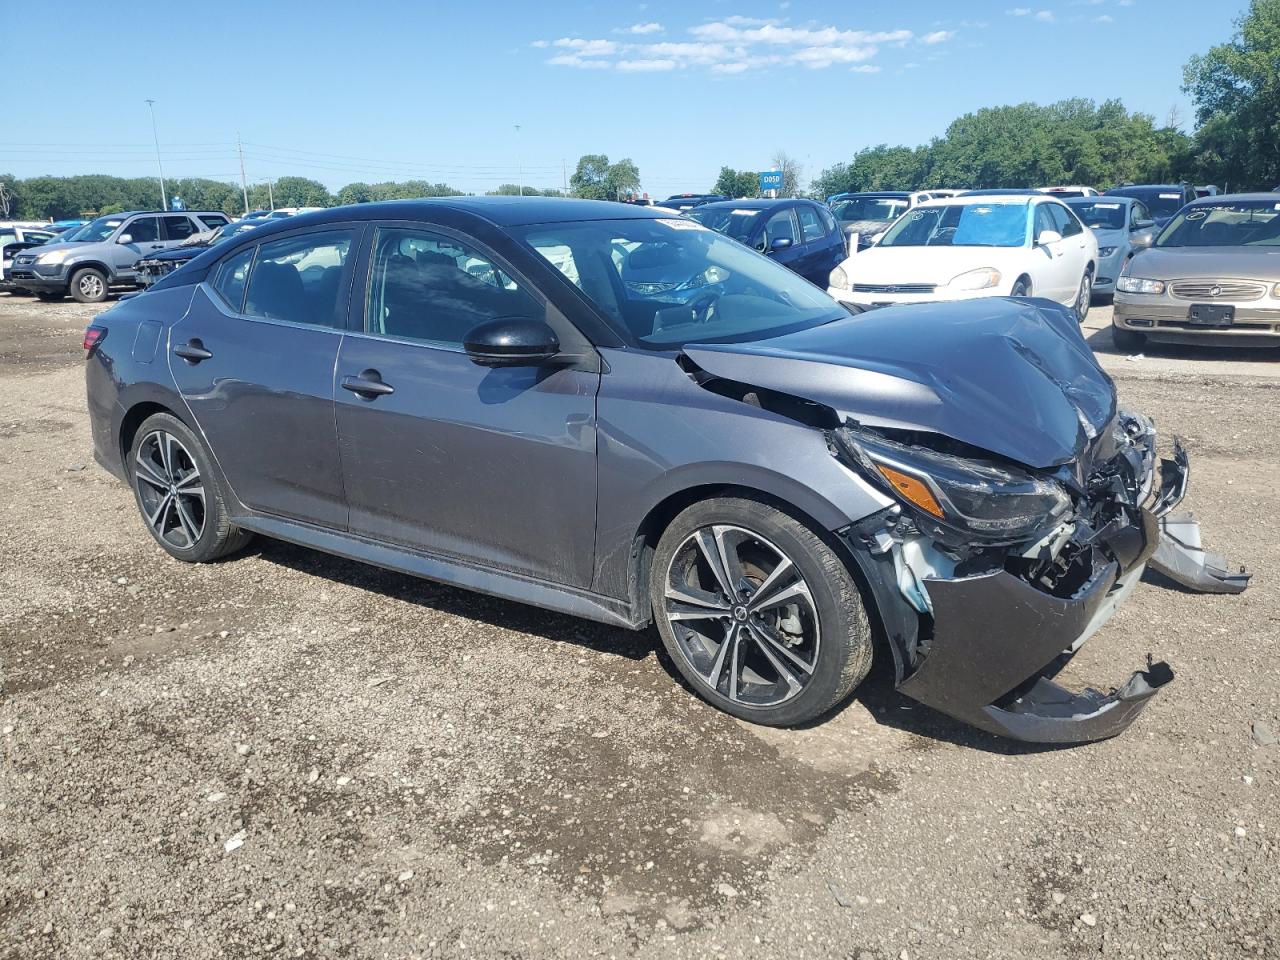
[124,217,159,243]
[1034,204,1057,240]
[762,209,798,249]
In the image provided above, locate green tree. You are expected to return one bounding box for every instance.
[570,154,641,200]
[1183,0,1280,189]
[271,177,332,207]
[711,167,759,198]
[336,182,374,205]
[487,183,561,196]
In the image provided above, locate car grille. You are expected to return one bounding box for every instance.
[1169,279,1267,301]
[851,282,937,294]
[14,254,36,266]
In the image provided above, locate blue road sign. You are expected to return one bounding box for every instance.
[759,170,783,191]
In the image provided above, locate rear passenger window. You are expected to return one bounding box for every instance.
[365,227,540,348]
[199,214,229,229]
[797,206,824,243]
[243,231,352,328]
[212,246,254,312]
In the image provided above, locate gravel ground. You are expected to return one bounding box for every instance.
[1,293,1277,960]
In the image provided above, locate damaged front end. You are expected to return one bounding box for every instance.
[832,413,1250,744]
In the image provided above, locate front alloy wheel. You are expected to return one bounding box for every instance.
[663,524,820,707]
[650,497,873,726]
[1074,270,1092,322]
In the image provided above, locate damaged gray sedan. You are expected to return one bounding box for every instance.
[84,198,1248,745]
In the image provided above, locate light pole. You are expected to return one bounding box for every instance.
[145,99,168,210]
[515,124,522,196]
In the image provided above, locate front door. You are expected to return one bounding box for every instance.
[168,226,359,528]
[112,216,163,281]
[334,224,600,587]
[1033,204,1078,303]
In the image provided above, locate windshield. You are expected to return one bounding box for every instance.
[1107,188,1185,219]
[831,197,908,224]
[1157,201,1280,248]
[76,216,125,243]
[878,202,1029,248]
[57,222,93,242]
[686,206,762,243]
[517,218,843,349]
[1066,200,1127,231]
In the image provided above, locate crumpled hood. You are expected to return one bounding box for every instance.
[683,297,1116,469]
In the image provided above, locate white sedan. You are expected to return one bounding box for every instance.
[827,193,1098,320]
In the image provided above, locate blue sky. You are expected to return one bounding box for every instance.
[6,0,1247,198]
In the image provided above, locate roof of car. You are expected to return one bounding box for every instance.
[922,192,1040,206]
[1104,184,1186,193]
[958,189,1042,197]
[1063,195,1135,204]
[276,196,676,228]
[831,191,911,199]
[693,198,813,211]
[1187,192,1280,203]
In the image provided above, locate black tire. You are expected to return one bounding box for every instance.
[1073,269,1093,323]
[128,412,253,563]
[1111,325,1146,353]
[649,496,873,727]
[69,266,108,303]
[1011,277,1031,297]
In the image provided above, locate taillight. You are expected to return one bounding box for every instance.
[83,325,107,353]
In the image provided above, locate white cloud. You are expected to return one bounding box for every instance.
[616,22,664,35]
[1007,7,1032,15]
[1035,9,1056,21]
[1094,13,1113,21]
[546,53,612,69]
[850,64,881,73]
[539,16,927,74]
[616,58,677,71]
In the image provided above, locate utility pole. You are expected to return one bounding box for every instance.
[236,133,250,216]
[266,178,275,211]
[145,99,168,210]
[515,124,522,196]
[562,158,567,196]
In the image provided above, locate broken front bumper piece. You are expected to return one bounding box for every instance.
[853,441,1249,745]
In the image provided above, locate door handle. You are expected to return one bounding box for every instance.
[341,370,395,398]
[173,339,213,362]
[149,244,163,250]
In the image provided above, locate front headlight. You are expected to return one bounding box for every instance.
[834,427,1072,540]
[1116,276,1165,295]
[1098,246,1117,258]
[948,267,1001,291]
[829,264,849,290]
[36,249,70,265]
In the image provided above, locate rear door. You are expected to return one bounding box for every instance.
[333,222,601,587]
[168,225,359,528]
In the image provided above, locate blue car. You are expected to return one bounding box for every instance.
[1063,196,1158,296]
[686,198,847,286]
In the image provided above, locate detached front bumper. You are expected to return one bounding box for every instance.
[849,440,1248,744]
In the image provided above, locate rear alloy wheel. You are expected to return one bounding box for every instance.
[70,267,108,303]
[129,412,253,562]
[651,497,872,726]
[1073,270,1093,322]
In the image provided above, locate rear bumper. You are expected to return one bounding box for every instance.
[852,441,1247,744]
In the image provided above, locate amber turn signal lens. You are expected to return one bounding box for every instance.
[876,464,945,519]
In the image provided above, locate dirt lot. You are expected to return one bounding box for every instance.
[1,293,1277,960]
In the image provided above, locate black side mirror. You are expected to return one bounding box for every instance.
[464,317,560,367]
[769,236,794,252]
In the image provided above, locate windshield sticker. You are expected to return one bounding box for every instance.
[656,218,705,230]
[1185,211,1208,220]
[909,211,926,220]
[1159,192,1181,199]
[1095,203,1121,209]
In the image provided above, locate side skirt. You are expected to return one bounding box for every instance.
[233,514,645,631]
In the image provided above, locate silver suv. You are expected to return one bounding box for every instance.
[8,210,229,302]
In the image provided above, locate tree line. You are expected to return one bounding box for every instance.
[4,1,1276,219]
